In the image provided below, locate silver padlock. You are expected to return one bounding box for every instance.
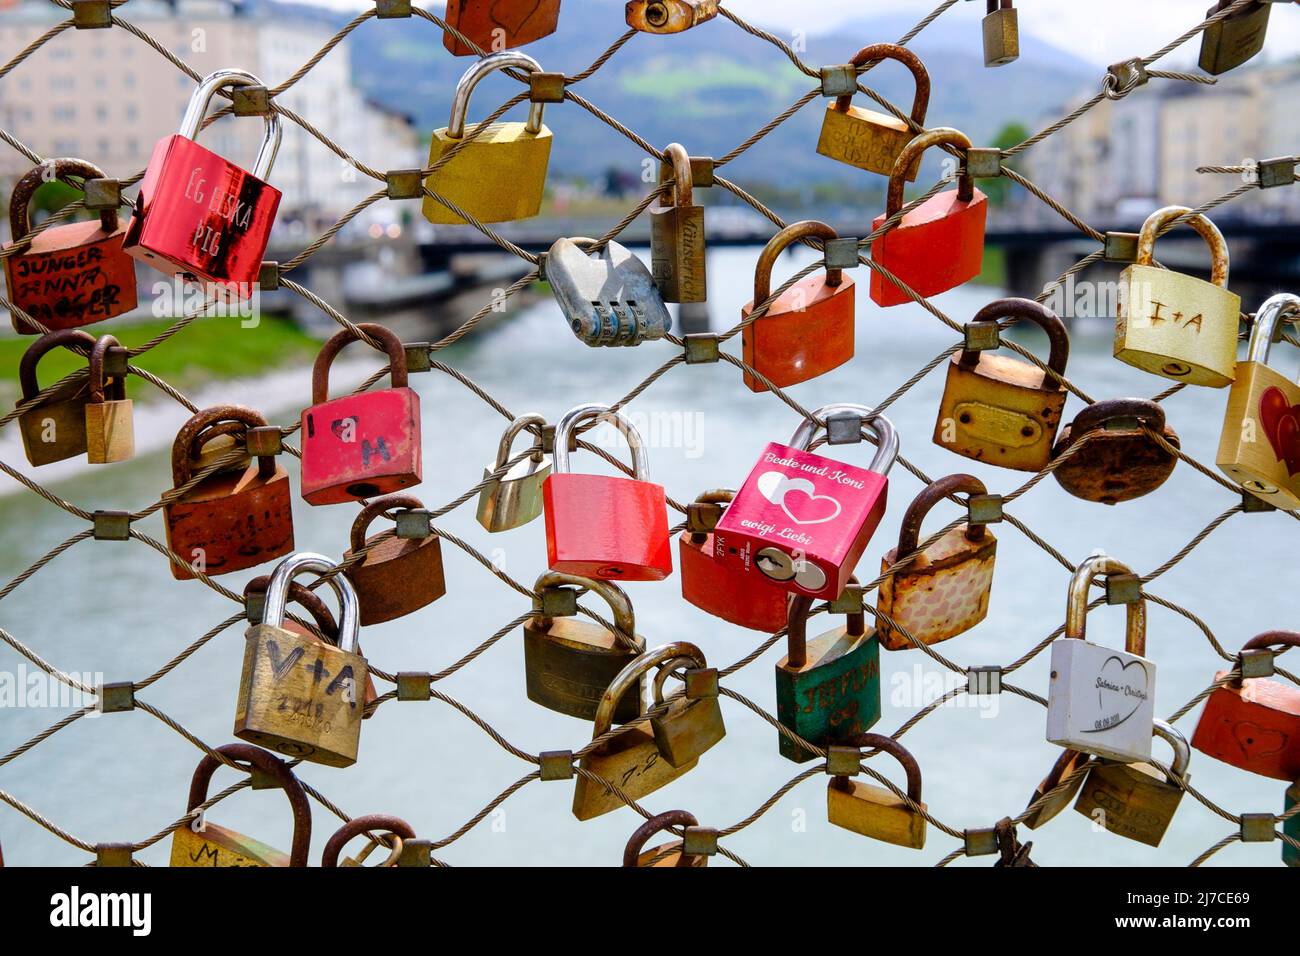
[477,413,552,532]
[547,237,672,347]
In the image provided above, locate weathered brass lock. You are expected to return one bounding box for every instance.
[546,237,671,346]
[343,494,446,625]
[1073,719,1190,847]
[626,0,718,33]
[650,143,706,303]
[1200,0,1270,75]
[321,814,417,867]
[17,329,94,466]
[826,732,927,848]
[524,571,644,722]
[1023,748,1092,830]
[84,333,133,464]
[1115,206,1241,388]
[817,44,929,179]
[622,810,709,867]
[478,413,551,531]
[1053,399,1180,504]
[982,0,1019,67]
[649,648,725,768]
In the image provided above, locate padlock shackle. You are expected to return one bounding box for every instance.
[650,653,708,707]
[962,297,1070,377]
[659,143,693,210]
[591,641,705,740]
[447,51,546,139]
[19,329,95,400]
[786,591,865,669]
[1067,398,1166,438]
[263,552,360,655]
[895,473,988,557]
[1135,205,1230,287]
[622,809,700,867]
[790,403,899,477]
[834,44,930,129]
[179,69,281,181]
[1241,630,1300,654]
[988,0,1013,12]
[184,743,312,867]
[886,127,975,217]
[836,732,923,802]
[9,158,117,240]
[1245,293,1300,367]
[171,405,273,486]
[533,570,637,639]
[1064,553,1146,656]
[349,493,426,554]
[88,334,125,404]
[494,412,548,468]
[752,220,843,306]
[321,813,417,867]
[688,488,733,543]
[311,322,408,405]
[245,575,339,643]
[552,402,651,481]
[1151,719,1190,779]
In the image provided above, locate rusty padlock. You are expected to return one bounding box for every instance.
[343,494,446,625]
[16,329,95,466]
[84,333,133,464]
[622,810,708,867]
[816,44,929,179]
[1053,399,1180,505]
[321,815,417,867]
[441,0,561,56]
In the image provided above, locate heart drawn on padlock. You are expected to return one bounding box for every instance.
[1258,387,1300,475]
[756,471,842,526]
[1230,719,1288,759]
[1085,655,1150,733]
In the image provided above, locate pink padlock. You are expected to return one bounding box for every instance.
[713,404,898,601]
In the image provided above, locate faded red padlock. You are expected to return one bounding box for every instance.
[742,220,855,392]
[300,323,421,505]
[714,403,898,601]
[543,403,672,581]
[441,0,561,56]
[343,494,446,625]
[4,158,137,334]
[1191,631,1300,780]
[870,127,987,307]
[124,69,281,293]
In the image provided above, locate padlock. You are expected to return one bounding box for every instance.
[477,413,551,531]
[982,0,1019,67]
[815,44,929,179]
[321,814,416,867]
[84,333,133,464]
[649,648,725,768]
[626,0,717,32]
[524,571,644,723]
[714,404,898,600]
[775,591,880,763]
[1046,554,1156,764]
[1054,399,1181,504]
[649,143,707,304]
[877,474,997,650]
[4,158,137,333]
[741,220,855,392]
[573,642,703,821]
[1191,630,1300,780]
[300,323,421,505]
[422,52,552,225]
[546,237,671,347]
[163,405,293,581]
[343,494,446,625]
[1217,294,1300,509]
[622,810,708,867]
[1022,748,1092,830]
[441,0,560,56]
[234,552,368,768]
[679,489,790,633]
[124,69,281,292]
[543,403,672,581]
[17,329,95,466]
[1199,0,1270,75]
[1285,781,1299,868]
[1073,719,1190,847]
[932,297,1069,472]
[1115,205,1241,387]
[826,732,927,848]
[870,127,987,307]
[169,743,311,868]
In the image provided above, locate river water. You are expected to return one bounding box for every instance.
[0,245,1291,867]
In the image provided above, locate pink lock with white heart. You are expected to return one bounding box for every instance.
[713,404,898,601]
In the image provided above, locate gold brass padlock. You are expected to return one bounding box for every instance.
[1115,206,1241,388]
[17,329,95,466]
[816,43,930,179]
[1073,720,1190,847]
[650,143,706,303]
[477,413,551,532]
[1199,0,1270,75]
[84,334,133,464]
[1022,748,1092,830]
[649,649,725,768]
[321,814,416,867]
[982,0,1019,67]
[826,732,927,848]
[622,810,708,867]
[626,0,718,33]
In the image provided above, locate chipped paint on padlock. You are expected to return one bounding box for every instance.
[650,143,707,303]
[1199,0,1270,75]
[321,814,416,867]
[626,0,717,33]
[648,650,725,768]
[547,237,671,347]
[816,44,929,179]
[17,329,94,466]
[1073,720,1190,847]
[441,0,561,56]
[343,494,446,625]
[826,732,927,848]
[622,810,708,867]
[1054,399,1180,504]
[477,413,551,531]
[84,334,133,464]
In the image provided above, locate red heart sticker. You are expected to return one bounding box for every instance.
[1259,387,1300,476]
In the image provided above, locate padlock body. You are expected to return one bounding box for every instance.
[982,7,1020,67]
[85,398,134,463]
[775,624,880,763]
[286,618,379,716]
[169,820,289,868]
[827,778,926,848]
[816,104,921,180]
[741,274,854,391]
[523,616,643,722]
[877,525,996,650]
[650,204,707,303]
[4,219,138,334]
[442,0,561,55]
[124,134,281,290]
[422,123,551,224]
[300,386,421,505]
[548,239,671,347]
[1199,1,1270,75]
[1285,782,1299,868]
[1047,638,1156,763]
[1115,263,1240,387]
[1216,362,1300,509]
[932,352,1066,472]
[870,187,987,307]
[626,0,718,33]
[477,456,549,531]
[1054,420,1179,504]
[572,721,697,820]
[1072,761,1183,847]
[678,531,790,633]
[344,535,446,625]
[633,841,707,867]
[651,695,726,768]
[234,623,367,768]
[714,441,889,600]
[1190,674,1300,780]
[1023,749,1090,830]
[19,386,89,466]
[164,464,294,580]
[543,473,673,581]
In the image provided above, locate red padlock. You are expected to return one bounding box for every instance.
[543,403,672,581]
[742,220,855,392]
[1191,631,1300,780]
[300,323,422,505]
[714,404,898,601]
[4,158,137,334]
[679,489,791,633]
[870,127,987,307]
[124,69,281,294]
